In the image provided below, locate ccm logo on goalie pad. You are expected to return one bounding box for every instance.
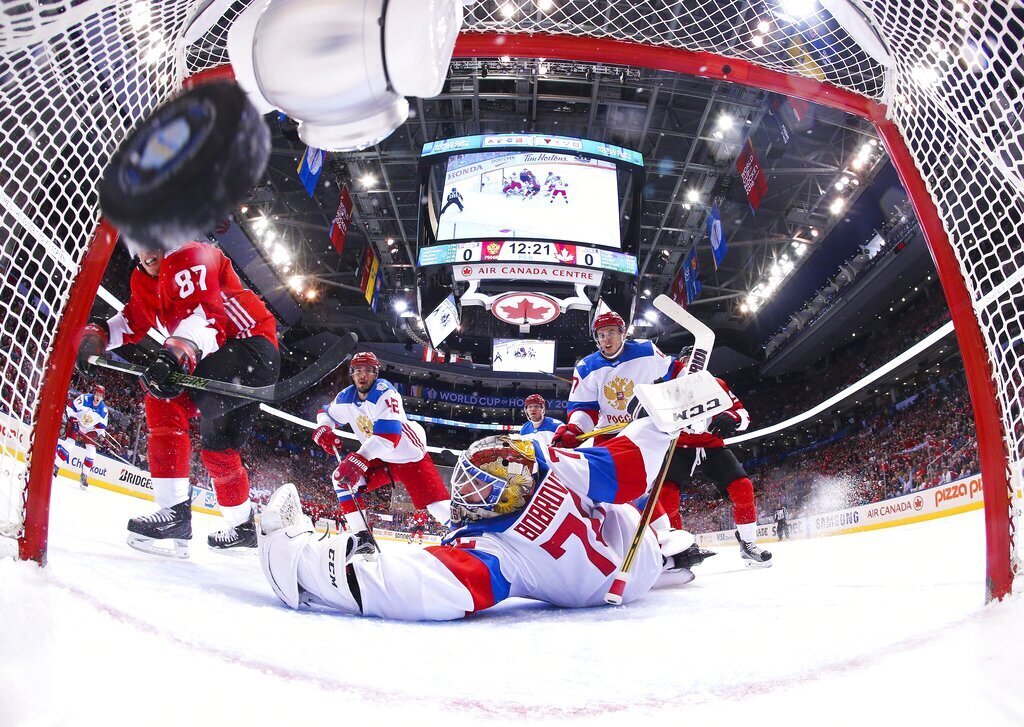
[674,397,722,422]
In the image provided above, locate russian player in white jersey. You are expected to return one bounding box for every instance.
[553,311,673,449]
[56,384,109,489]
[518,393,563,447]
[258,416,701,621]
[312,352,451,543]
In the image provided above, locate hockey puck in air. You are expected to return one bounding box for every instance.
[99,80,270,252]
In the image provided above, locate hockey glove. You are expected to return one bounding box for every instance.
[552,423,584,449]
[331,452,370,495]
[312,425,345,455]
[707,411,741,438]
[76,320,109,373]
[141,337,198,400]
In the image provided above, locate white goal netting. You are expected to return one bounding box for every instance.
[1,0,1021,591]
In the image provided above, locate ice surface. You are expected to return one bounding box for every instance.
[1,476,1023,725]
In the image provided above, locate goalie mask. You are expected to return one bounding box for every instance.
[450,436,538,524]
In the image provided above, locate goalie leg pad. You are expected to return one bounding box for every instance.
[259,521,316,610]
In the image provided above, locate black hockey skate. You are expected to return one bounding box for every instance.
[346,530,379,560]
[736,531,773,568]
[671,542,718,570]
[127,501,192,559]
[80,471,89,490]
[208,509,257,552]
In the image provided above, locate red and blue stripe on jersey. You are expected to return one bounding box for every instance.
[427,544,511,613]
[534,434,650,504]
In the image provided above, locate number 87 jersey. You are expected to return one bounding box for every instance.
[107,241,278,355]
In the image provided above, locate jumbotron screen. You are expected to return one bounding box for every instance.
[437,151,621,248]
[492,338,557,374]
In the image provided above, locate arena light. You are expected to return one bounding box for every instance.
[829,198,845,215]
[288,274,304,292]
[686,188,700,203]
[537,0,554,10]
[129,1,150,31]
[393,299,408,313]
[774,0,818,21]
[728,320,956,444]
[501,2,517,18]
[360,173,377,189]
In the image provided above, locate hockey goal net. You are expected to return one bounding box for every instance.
[1,1,1021,598]
[480,168,508,194]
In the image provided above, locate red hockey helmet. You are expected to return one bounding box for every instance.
[93,384,106,396]
[349,351,380,373]
[524,393,546,409]
[592,310,626,340]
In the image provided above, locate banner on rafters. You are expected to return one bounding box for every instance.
[707,205,727,270]
[736,138,768,213]
[370,267,384,314]
[329,185,353,254]
[359,245,379,307]
[297,146,325,197]
[669,263,687,307]
[682,244,702,305]
[422,347,444,363]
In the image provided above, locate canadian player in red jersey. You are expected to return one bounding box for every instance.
[657,348,772,568]
[77,239,281,558]
[408,509,429,545]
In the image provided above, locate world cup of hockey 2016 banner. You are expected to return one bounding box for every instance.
[736,139,768,213]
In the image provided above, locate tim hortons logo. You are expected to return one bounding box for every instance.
[491,292,560,326]
[356,414,373,438]
[603,376,634,411]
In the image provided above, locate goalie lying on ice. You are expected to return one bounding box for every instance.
[258,418,699,620]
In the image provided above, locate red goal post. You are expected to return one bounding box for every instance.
[2,2,1019,601]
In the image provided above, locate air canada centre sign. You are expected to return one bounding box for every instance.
[453,263,602,287]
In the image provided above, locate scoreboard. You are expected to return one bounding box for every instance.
[418,240,637,276]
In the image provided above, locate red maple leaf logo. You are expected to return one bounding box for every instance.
[500,297,552,323]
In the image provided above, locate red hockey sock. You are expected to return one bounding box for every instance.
[658,481,683,529]
[145,395,191,478]
[201,448,250,508]
[726,477,757,525]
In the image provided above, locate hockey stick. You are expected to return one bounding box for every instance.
[577,421,629,442]
[605,431,681,605]
[88,332,357,404]
[652,294,714,375]
[605,296,716,605]
[333,450,382,554]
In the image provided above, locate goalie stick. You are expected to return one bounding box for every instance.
[605,294,717,605]
[88,332,357,404]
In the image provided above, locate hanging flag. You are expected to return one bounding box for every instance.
[329,185,354,255]
[370,266,384,314]
[707,205,727,270]
[669,265,687,307]
[297,146,325,197]
[736,138,768,213]
[359,244,379,307]
[422,347,444,363]
[682,244,702,305]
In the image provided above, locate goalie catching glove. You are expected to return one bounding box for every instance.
[331,452,370,494]
[551,422,584,449]
[141,337,198,400]
[312,425,345,455]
